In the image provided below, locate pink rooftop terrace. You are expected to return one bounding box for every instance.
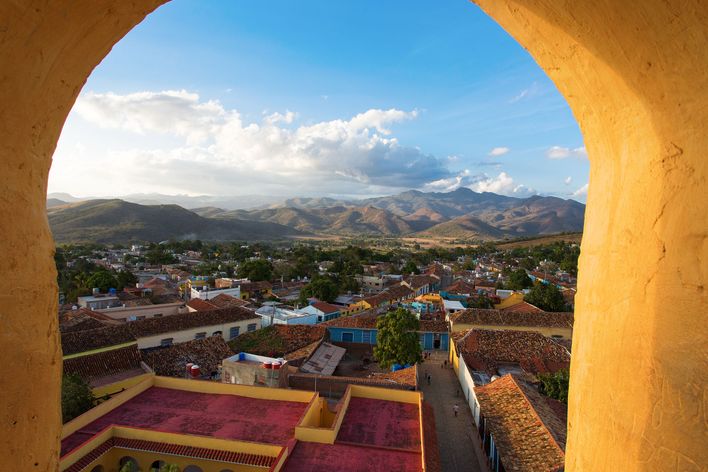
[61,387,309,456]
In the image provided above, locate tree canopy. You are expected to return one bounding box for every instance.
[238,259,273,281]
[524,282,567,312]
[506,268,533,290]
[538,369,570,403]
[299,277,339,304]
[62,374,95,423]
[374,308,422,369]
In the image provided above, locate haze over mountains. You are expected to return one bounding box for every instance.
[47,188,585,243]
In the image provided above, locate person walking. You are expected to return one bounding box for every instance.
[453,404,459,417]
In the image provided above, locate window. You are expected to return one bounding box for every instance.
[247,323,257,332]
[153,313,163,318]
[318,316,323,322]
[551,334,564,340]
[212,330,223,337]
[342,332,354,342]
[136,315,146,321]
[195,332,206,340]
[229,326,240,339]
[362,330,371,344]
[160,338,173,347]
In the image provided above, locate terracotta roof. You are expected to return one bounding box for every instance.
[209,293,250,308]
[445,279,475,294]
[141,336,234,377]
[63,344,142,382]
[322,316,378,329]
[310,301,341,314]
[284,339,323,362]
[500,301,544,314]
[418,319,449,333]
[228,324,326,358]
[458,329,570,376]
[61,307,259,355]
[240,280,273,292]
[186,298,216,311]
[374,365,417,388]
[59,308,120,333]
[474,374,566,471]
[450,308,573,329]
[403,274,439,290]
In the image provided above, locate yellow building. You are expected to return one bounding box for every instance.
[60,375,435,472]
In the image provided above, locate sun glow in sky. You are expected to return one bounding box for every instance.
[49,0,589,201]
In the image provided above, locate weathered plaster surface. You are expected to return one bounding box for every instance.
[0,1,705,470]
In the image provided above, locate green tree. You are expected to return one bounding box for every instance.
[62,374,95,423]
[238,259,273,281]
[373,308,422,369]
[538,369,570,403]
[468,293,494,309]
[86,270,119,293]
[145,245,177,265]
[116,269,138,290]
[299,277,339,304]
[524,282,567,312]
[401,260,419,275]
[507,269,533,290]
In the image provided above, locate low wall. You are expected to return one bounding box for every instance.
[288,372,414,398]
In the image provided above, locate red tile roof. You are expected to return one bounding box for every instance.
[451,308,574,329]
[228,324,326,358]
[418,319,449,333]
[458,329,570,376]
[311,301,342,314]
[186,298,216,311]
[63,344,143,383]
[474,374,566,472]
[322,316,378,329]
[500,301,544,314]
[61,307,259,355]
[141,336,234,377]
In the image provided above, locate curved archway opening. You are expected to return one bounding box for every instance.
[0,2,705,471]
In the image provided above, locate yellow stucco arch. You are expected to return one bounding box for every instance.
[0,1,705,470]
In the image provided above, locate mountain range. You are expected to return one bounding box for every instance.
[47,188,585,243]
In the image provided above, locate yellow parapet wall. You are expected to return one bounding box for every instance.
[92,372,153,399]
[154,375,316,402]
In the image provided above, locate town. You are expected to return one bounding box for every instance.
[58,238,578,471]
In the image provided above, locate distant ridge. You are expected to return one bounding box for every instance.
[48,188,585,242]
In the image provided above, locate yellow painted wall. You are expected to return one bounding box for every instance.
[93,373,153,399]
[493,292,525,309]
[153,376,316,402]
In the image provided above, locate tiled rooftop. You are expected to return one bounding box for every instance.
[451,308,574,329]
[474,374,566,472]
[61,386,309,457]
[61,307,259,355]
[141,336,234,377]
[322,315,378,329]
[63,344,143,384]
[458,329,570,376]
[228,324,326,358]
[418,319,449,333]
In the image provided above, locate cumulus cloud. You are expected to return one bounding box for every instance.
[564,176,573,185]
[488,147,510,157]
[71,90,449,195]
[423,170,536,198]
[470,172,537,197]
[546,145,588,159]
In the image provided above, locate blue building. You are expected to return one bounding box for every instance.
[324,317,449,351]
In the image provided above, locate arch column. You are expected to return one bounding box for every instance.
[473,1,708,469]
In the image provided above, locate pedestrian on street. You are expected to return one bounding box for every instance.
[453,404,459,417]
[427,373,431,385]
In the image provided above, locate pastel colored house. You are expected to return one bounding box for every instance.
[324,317,449,351]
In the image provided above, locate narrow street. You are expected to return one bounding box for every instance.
[419,351,489,472]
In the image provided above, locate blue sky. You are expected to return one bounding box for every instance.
[50,0,589,201]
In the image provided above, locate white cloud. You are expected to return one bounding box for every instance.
[509,82,540,104]
[470,172,537,197]
[546,145,588,160]
[572,183,589,197]
[65,90,448,195]
[564,176,573,185]
[488,147,510,157]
